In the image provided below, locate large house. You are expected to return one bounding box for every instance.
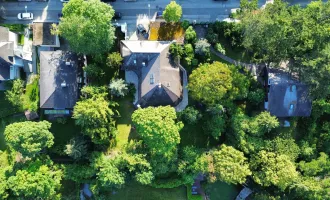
[264,67,312,117]
[120,40,188,110]
[39,50,83,115]
[0,26,32,90]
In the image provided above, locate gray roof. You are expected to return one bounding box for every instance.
[0,26,14,81]
[267,68,312,117]
[121,41,182,107]
[33,23,57,46]
[39,50,78,109]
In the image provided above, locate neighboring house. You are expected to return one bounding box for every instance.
[264,67,312,117]
[39,50,84,115]
[120,40,188,110]
[33,22,60,48]
[0,26,33,90]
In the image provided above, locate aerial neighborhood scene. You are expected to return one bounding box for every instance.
[0,0,330,199]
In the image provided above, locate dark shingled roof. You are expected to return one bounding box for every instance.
[39,51,78,109]
[267,68,312,117]
[121,41,182,107]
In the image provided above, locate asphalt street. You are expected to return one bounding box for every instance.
[0,0,319,24]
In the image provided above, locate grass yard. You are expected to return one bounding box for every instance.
[217,37,251,63]
[149,22,185,44]
[0,115,26,150]
[115,96,138,150]
[111,181,187,200]
[180,123,218,148]
[50,118,81,145]
[205,181,241,200]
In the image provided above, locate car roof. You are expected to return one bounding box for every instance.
[22,13,31,17]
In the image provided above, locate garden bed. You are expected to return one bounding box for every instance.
[149,22,185,44]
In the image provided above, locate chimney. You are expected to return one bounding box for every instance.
[142,62,146,67]
[133,60,136,65]
[158,83,161,88]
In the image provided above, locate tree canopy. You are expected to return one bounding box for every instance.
[57,0,115,54]
[73,97,117,144]
[4,121,54,158]
[163,1,182,22]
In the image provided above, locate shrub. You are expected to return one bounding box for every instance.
[22,77,39,112]
[181,20,190,30]
[64,136,88,160]
[5,79,24,109]
[179,107,201,125]
[84,64,105,79]
[195,39,210,56]
[247,89,264,105]
[106,52,123,69]
[170,42,184,60]
[185,26,197,44]
[184,44,195,65]
[56,117,67,124]
[109,78,128,97]
[215,43,226,54]
[206,31,218,45]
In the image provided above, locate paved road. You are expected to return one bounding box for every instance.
[0,0,319,24]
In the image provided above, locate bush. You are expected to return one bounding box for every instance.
[185,26,197,44]
[215,43,226,54]
[203,114,226,139]
[5,79,24,109]
[56,117,67,124]
[106,52,123,69]
[109,78,128,97]
[170,42,184,60]
[84,64,105,79]
[195,39,210,56]
[184,44,195,65]
[247,89,264,105]
[181,20,190,30]
[179,107,201,124]
[23,77,39,112]
[206,30,218,45]
[64,136,88,160]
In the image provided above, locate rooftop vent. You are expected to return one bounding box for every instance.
[150,74,154,84]
[133,60,137,65]
[142,62,146,67]
[167,82,170,87]
[61,81,67,88]
[65,61,71,66]
[158,83,161,88]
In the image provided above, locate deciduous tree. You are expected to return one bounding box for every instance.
[5,79,24,108]
[73,98,117,144]
[57,0,115,54]
[109,78,128,97]
[163,1,182,23]
[184,26,197,44]
[4,121,54,158]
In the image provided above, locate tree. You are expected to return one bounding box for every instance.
[81,85,108,99]
[184,43,195,65]
[169,42,184,60]
[240,0,259,12]
[184,26,197,44]
[5,79,24,108]
[198,145,251,184]
[195,39,211,56]
[298,152,330,177]
[163,1,182,23]
[265,137,300,161]
[4,121,54,158]
[62,164,95,183]
[106,52,123,69]
[203,114,226,139]
[7,158,62,200]
[84,64,105,79]
[57,0,115,54]
[178,146,202,184]
[251,151,299,191]
[64,136,88,160]
[132,106,182,175]
[188,62,233,105]
[178,107,201,125]
[109,78,128,97]
[73,98,117,144]
[248,111,279,136]
[215,43,226,54]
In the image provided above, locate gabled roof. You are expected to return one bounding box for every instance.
[39,51,78,109]
[121,41,182,107]
[266,68,312,117]
[0,26,15,81]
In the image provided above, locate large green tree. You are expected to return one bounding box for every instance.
[198,145,251,184]
[251,150,299,191]
[7,158,62,200]
[163,1,182,23]
[4,121,54,158]
[57,0,115,54]
[132,106,182,175]
[73,97,117,144]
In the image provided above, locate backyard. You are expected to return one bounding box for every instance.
[206,181,241,200]
[111,181,187,200]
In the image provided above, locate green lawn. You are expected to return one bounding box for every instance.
[111,181,187,200]
[115,96,137,150]
[0,116,26,150]
[217,37,251,63]
[180,123,218,148]
[205,181,241,200]
[50,118,81,145]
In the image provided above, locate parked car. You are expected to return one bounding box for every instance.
[137,24,146,34]
[17,13,33,20]
[113,12,122,20]
[60,0,69,2]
